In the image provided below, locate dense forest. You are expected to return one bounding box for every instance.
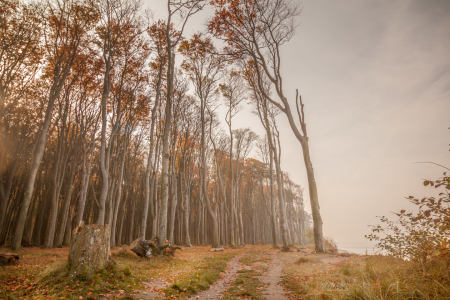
[0,0,325,252]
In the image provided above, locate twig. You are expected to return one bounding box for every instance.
[413,162,450,171]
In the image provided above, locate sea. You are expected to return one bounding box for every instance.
[337,241,378,255]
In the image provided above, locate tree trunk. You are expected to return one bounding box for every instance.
[301,139,325,251]
[55,150,79,247]
[269,148,278,248]
[76,121,97,226]
[142,58,162,239]
[68,223,111,277]
[130,238,165,258]
[182,169,192,247]
[97,57,112,226]
[62,204,74,246]
[11,87,60,249]
[168,147,178,245]
[158,52,175,246]
[111,139,127,248]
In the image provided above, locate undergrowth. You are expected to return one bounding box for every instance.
[283,252,450,299]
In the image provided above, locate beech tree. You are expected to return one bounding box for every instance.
[179,34,224,248]
[12,0,97,250]
[94,0,143,226]
[158,0,206,249]
[209,0,326,251]
[220,71,245,247]
[1,0,313,255]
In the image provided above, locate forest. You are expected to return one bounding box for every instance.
[2,0,449,299]
[0,0,323,253]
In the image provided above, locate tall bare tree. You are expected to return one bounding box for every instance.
[219,71,245,247]
[95,0,142,225]
[209,0,326,251]
[179,33,224,248]
[158,0,206,248]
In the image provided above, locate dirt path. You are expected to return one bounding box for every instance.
[132,251,246,300]
[255,252,289,300]
[195,251,246,300]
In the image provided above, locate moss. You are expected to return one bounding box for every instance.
[122,266,132,276]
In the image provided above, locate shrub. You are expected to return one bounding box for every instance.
[367,172,450,263]
[324,236,338,253]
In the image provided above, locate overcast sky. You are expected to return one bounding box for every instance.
[145,0,450,249]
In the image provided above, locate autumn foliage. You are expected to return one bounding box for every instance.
[367,172,450,262]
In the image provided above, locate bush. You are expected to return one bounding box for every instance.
[324,236,338,253]
[367,172,450,263]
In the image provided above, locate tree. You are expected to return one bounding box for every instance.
[0,0,43,119]
[209,0,326,251]
[179,33,224,248]
[219,71,245,247]
[94,0,143,226]
[0,0,313,252]
[12,0,96,250]
[158,0,206,249]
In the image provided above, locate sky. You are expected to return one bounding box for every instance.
[145,0,450,251]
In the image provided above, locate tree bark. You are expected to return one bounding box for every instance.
[130,238,166,258]
[55,150,79,247]
[68,223,112,277]
[158,50,174,246]
[111,137,127,248]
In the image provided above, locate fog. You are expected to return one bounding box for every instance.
[145,0,450,252]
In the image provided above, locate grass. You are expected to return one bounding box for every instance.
[222,247,271,300]
[222,268,264,299]
[282,249,450,300]
[295,257,319,264]
[163,252,238,298]
[0,245,242,299]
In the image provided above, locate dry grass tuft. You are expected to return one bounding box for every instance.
[37,261,69,284]
[295,256,319,264]
[283,253,450,299]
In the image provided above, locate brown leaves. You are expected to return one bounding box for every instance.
[369,172,450,261]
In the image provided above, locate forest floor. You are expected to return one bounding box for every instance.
[0,244,363,300]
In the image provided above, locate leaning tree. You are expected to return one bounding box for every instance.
[209,0,326,252]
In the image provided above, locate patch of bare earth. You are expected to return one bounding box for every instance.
[255,251,291,300]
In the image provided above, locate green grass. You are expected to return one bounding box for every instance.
[1,260,137,300]
[0,246,240,299]
[163,252,237,298]
[222,268,264,299]
[222,248,269,300]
